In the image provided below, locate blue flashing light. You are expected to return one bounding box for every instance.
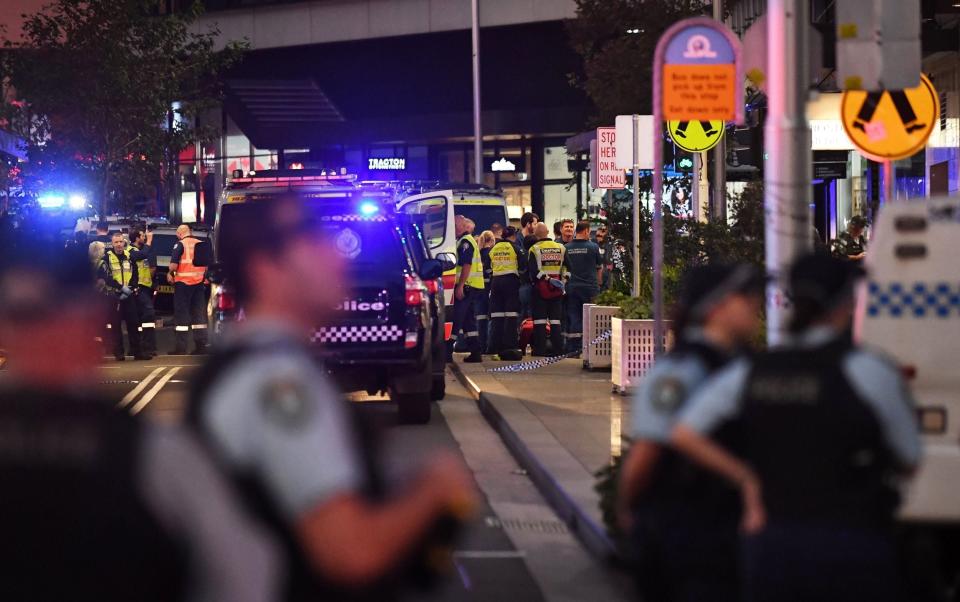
[359,200,380,216]
[68,194,87,210]
[38,194,66,209]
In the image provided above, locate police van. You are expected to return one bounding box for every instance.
[210,169,449,423]
[395,184,509,337]
[856,196,960,588]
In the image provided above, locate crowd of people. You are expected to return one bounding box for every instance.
[448,211,615,361]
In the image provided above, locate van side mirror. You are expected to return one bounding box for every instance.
[434,252,457,272]
[418,259,444,281]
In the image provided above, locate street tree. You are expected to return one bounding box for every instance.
[0,0,246,216]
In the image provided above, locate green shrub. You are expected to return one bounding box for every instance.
[593,289,627,307]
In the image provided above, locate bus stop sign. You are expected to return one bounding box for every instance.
[661,21,742,122]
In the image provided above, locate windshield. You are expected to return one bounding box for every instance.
[150,234,177,257]
[455,202,507,235]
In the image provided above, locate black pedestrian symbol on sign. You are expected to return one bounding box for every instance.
[853,90,926,140]
[674,121,718,139]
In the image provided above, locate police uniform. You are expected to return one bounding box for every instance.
[99,246,144,360]
[487,236,526,358]
[527,238,565,355]
[133,241,157,356]
[170,235,208,354]
[563,238,602,353]
[0,385,280,601]
[831,230,867,260]
[476,244,493,352]
[679,326,921,602]
[187,321,372,600]
[448,233,484,360]
[629,332,741,602]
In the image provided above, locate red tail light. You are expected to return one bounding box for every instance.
[423,279,439,295]
[442,273,456,291]
[217,290,236,311]
[405,275,424,306]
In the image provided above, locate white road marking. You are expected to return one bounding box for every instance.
[452,550,527,559]
[117,367,165,409]
[130,367,180,415]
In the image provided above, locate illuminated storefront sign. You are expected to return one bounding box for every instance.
[368,157,406,170]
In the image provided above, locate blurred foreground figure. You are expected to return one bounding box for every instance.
[0,240,280,602]
[188,197,477,600]
[671,254,921,602]
[618,264,764,602]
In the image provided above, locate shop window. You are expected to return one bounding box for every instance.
[543,183,577,223]
[544,146,573,181]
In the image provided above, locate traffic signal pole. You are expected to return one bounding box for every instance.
[764,0,813,344]
[712,0,727,223]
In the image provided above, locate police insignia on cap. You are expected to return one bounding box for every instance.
[651,378,685,412]
[261,380,311,427]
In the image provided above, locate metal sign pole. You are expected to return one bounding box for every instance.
[632,114,641,297]
[883,160,894,204]
[470,0,483,184]
[652,115,665,355]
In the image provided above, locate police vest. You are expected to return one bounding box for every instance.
[456,235,485,289]
[489,241,519,277]
[135,246,152,289]
[172,237,204,286]
[0,387,186,600]
[529,240,565,279]
[737,341,898,528]
[105,249,135,287]
[187,340,388,602]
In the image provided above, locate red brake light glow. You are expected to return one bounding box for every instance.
[423,279,439,295]
[405,275,424,306]
[217,290,236,311]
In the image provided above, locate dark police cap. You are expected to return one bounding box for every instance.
[503,226,518,238]
[789,253,865,307]
[849,215,867,228]
[680,263,765,320]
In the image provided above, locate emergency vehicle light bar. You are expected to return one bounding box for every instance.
[231,173,357,184]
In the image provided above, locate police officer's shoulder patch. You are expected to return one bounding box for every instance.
[261,379,312,428]
[459,239,472,253]
[650,377,685,413]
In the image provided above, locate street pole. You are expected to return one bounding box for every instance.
[471,0,483,184]
[883,160,894,204]
[765,0,812,344]
[712,0,727,223]
[632,114,641,297]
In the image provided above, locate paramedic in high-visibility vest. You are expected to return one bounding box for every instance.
[168,224,208,355]
[527,222,566,356]
[447,215,483,363]
[486,226,526,360]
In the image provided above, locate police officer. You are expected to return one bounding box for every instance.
[593,225,614,291]
[617,263,764,602]
[169,224,208,355]
[130,227,157,357]
[187,196,478,599]
[519,212,540,319]
[448,215,484,363]
[0,239,281,602]
[528,222,565,356]
[671,253,921,602]
[99,232,149,361]
[831,214,868,262]
[487,226,526,360]
[563,221,603,353]
[476,229,496,353]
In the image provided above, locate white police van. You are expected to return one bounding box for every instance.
[855,196,960,591]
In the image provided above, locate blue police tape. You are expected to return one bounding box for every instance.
[486,329,613,373]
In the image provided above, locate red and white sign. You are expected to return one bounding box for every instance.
[592,127,626,190]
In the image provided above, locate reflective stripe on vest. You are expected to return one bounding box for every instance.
[490,241,519,276]
[173,237,204,285]
[457,235,485,289]
[107,250,135,287]
[530,240,564,279]
[135,247,152,288]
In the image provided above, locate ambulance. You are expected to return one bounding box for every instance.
[395,184,509,338]
[855,196,960,588]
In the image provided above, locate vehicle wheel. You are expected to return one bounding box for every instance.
[395,391,432,424]
[431,373,446,401]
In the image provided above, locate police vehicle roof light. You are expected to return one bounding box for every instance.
[68,194,87,210]
[38,194,65,209]
[359,200,380,216]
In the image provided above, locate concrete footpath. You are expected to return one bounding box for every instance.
[449,356,631,564]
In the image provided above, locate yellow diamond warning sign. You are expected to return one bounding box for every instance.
[667,120,725,152]
[841,74,939,161]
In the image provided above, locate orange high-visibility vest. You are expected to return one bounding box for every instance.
[171,237,204,286]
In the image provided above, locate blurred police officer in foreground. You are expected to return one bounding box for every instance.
[130,228,157,357]
[617,263,764,602]
[671,253,920,602]
[188,197,477,600]
[487,226,526,360]
[98,232,149,361]
[528,222,565,356]
[448,215,484,363]
[831,215,868,262]
[168,224,208,355]
[0,239,280,602]
[563,221,603,354]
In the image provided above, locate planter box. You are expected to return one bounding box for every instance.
[611,317,673,395]
[582,304,620,370]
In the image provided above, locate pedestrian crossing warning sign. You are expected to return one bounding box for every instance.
[667,120,725,152]
[841,74,939,161]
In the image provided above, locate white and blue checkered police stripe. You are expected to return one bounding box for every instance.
[312,325,404,344]
[867,281,960,318]
[486,329,613,373]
